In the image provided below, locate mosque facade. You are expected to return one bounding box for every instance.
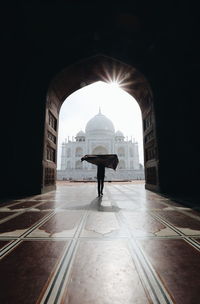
[57,110,144,181]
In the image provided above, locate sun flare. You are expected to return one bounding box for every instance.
[109,81,120,89]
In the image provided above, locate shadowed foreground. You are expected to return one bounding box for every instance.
[0,181,199,303]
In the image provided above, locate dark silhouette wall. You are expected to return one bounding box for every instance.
[1,2,200,203]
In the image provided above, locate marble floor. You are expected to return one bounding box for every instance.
[0,181,200,304]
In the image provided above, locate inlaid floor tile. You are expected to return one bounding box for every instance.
[8,200,42,210]
[81,211,123,237]
[32,200,63,210]
[60,240,151,304]
[138,238,200,304]
[115,200,140,210]
[192,237,200,245]
[155,210,200,235]
[28,210,84,237]
[0,240,69,304]
[122,211,177,236]
[0,211,50,237]
[1,182,199,304]
[0,212,17,221]
[0,240,12,250]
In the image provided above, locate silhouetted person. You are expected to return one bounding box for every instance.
[97,164,105,197]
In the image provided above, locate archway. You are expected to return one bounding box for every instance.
[118,160,126,169]
[75,147,83,157]
[118,147,125,157]
[75,160,83,169]
[44,55,158,193]
[92,146,108,155]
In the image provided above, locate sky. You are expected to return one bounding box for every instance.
[57,81,144,169]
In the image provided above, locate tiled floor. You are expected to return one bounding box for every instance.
[0,181,200,303]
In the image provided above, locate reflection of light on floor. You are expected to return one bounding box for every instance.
[101,200,112,207]
[1,183,200,304]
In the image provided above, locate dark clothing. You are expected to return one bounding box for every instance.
[98,179,104,196]
[81,154,119,170]
[97,165,105,179]
[97,165,105,196]
[81,155,117,197]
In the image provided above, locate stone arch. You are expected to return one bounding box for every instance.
[119,160,126,169]
[75,160,82,169]
[92,146,108,155]
[67,148,71,157]
[75,147,83,157]
[118,147,125,157]
[44,55,158,192]
[129,148,134,157]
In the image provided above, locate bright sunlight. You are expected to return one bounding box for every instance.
[57,81,143,169]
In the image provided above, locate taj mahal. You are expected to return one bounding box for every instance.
[57,110,144,181]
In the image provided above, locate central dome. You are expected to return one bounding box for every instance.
[85,110,115,135]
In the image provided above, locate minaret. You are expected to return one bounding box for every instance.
[61,142,66,170]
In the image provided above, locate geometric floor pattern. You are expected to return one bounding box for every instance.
[0,181,199,304]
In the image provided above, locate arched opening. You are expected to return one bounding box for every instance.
[118,160,126,169]
[130,161,134,169]
[75,160,82,169]
[66,161,71,169]
[75,147,83,157]
[44,55,158,193]
[129,148,134,157]
[92,146,108,155]
[118,147,125,157]
[67,148,71,157]
[57,80,143,181]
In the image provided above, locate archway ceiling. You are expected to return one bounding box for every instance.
[12,3,197,78]
[48,55,153,113]
[18,2,161,111]
[18,2,156,54]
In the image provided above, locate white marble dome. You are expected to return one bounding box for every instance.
[85,110,115,135]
